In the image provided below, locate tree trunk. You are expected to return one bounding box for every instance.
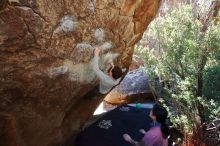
[201,0,219,32]
[195,0,220,124]
[197,57,206,124]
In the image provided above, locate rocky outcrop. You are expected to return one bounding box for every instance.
[104,68,154,105]
[0,0,161,145]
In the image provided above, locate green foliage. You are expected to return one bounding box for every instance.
[203,65,220,101]
[136,4,220,132]
[203,65,220,117]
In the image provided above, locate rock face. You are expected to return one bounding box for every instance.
[104,68,154,105]
[0,0,161,146]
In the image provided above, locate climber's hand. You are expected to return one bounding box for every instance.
[94,48,101,57]
[110,62,114,67]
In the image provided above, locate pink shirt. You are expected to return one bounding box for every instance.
[142,127,168,146]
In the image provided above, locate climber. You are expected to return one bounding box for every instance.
[84,47,123,99]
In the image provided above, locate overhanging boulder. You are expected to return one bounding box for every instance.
[0,0,161,145]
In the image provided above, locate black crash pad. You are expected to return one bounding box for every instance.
[75,105,152,146]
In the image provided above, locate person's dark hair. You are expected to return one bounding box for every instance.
[111,66,122,79]
[152,104,170,139]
